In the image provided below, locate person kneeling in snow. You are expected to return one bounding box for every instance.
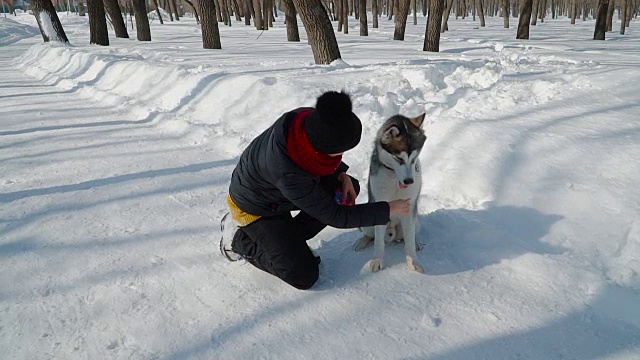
[220,91,409,289]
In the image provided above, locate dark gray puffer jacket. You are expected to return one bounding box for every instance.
[228,108,390,229]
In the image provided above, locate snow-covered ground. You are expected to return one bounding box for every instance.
[1,11,639,360]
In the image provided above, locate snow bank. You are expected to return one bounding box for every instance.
[0,16,39,45]
[16,42,207,111]
[148,7,172,21]
[15,42,572,153]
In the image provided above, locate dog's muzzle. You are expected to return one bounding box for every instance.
[399,179,413,189]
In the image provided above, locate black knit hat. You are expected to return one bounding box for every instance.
[306,91,362,154]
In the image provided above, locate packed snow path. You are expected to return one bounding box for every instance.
[1,14,640,360]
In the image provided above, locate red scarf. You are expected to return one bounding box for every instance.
[287,109,342,177]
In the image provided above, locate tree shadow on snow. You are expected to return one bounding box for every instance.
[418,204,565,276]
[316,204,565,288]
[415,283,640,360]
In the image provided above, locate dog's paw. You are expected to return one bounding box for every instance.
[366,258,384,272]
[415,241,424,251]
[352,236,373,252]
[406,256,424,273]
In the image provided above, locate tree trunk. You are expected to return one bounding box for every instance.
[3,0,15,14]
[620,0,626,34]
[336,0,342,29]
[424,0,444,51]
[166,0,175,20]
[605,0,614,31]
[413,0,417,24]
[88,0,109,45]
[292,0,341,64]
[337,0,343,31]
[267,0,273,27]
[171,0,180,19]
[531,0,538,24]
[213,0,222,25]
[184,0,199,23]
[262,0,270,28]
[570,0,576,23]
[373,0,379,27]
[215,0,223,22]
[31,0,70,42]
[359,0,368,35]
[153,0,165,24]
[441,0,453,32]
[262,0,269,29]
[477,0,486,25]
[103,0,129,37]
[394,0,410,39]
[220,1,230,26]
[131,0,151,40]
[130,2,136,29]
[516,0,533,38]
[593,0,609,39]
[219,0,228,25]
[473,0,476,21]
[343,0,349,33]
[245,0,252,25]
[502,0,509,27]
[273,1,278,19]
[198,0,222,47]
[282,0,300,40]
[253,0,263,29]
[78,0,86,15]
[624,0,631,27]
[232,0,241,21]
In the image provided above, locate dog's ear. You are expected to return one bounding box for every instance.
[410,113,426,128]
[381,126,400,144]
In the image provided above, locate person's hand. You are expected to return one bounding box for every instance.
[388,199,410,217]
[338,172,357,206]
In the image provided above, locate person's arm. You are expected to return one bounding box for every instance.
[276,174,389,229]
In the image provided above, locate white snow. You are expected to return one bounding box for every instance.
[148,7,173,22]
[0,16,39,45]
[1,11,639,360]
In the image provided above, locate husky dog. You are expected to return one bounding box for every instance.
[353,113,427,273]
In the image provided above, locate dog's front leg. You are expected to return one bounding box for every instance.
[366,224,388,272]
[401,216,424,273]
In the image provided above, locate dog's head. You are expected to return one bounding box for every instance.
[376,113,427,188]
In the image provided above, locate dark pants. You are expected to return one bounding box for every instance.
[232,175,360,290]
